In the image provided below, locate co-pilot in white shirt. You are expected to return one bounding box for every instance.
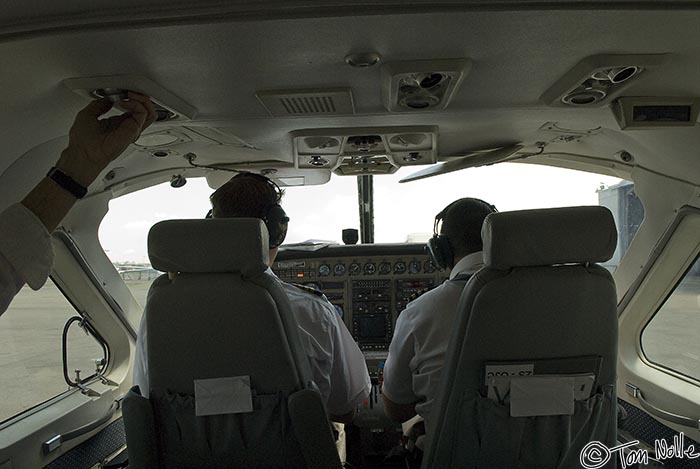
[0,204,53,316]
[133,268,371,417]
[382,251,484,429]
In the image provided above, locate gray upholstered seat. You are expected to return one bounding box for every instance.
[422,206,619,469]
[122,218,341,469]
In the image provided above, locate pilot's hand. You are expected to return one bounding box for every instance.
[56,92,157,186]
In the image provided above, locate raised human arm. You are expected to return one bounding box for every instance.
[22,93,157,231]
[0,93,156,317]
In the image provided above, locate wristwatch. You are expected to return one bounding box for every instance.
[47,167,88,199]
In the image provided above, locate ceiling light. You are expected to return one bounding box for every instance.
[345,52,381,68]
[135,133,181,147]
[309,156,330,166]
[381,58,471,112]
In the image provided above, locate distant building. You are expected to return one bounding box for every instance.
[597,181,644,269]
[114,263,160,281]
[406,232,432,243]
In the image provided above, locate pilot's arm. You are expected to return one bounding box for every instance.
[382,309,420,423]
[0,94,156,316]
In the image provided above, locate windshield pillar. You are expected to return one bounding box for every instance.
[357,175,374,244]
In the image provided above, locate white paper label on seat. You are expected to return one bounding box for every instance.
[194,376,253,416]
[509,376,575,417]
[484,363,534,384]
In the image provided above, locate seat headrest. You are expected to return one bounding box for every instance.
[148,218,270,275]
[482,206,617,269]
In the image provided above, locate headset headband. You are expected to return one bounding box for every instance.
[434,198,497,236]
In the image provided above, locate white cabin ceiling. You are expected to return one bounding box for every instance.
[2,3,700,196]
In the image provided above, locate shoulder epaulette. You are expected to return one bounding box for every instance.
[290,283,325,297]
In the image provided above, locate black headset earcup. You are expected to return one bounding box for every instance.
[427,234,452,270]
[264,204,289,248]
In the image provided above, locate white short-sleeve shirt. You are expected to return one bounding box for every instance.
[133,269,371,416]
[0,204,53,316]
[382,251,484,427]
[278,275,371,415]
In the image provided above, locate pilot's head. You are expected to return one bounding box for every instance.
[209,172,289,264]
[428,198,496,269]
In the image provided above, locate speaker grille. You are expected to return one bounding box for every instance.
[257,88,354,116]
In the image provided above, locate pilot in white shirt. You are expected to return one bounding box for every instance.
[133,172,371,423]
[382,198,496,430]
[0,94,157,317]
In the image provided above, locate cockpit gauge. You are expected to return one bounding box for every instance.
[378,261,392,275]
[319,263,331,276]
[334,263,346,276]
[364,262,377,275]
[394,261,407,274]
[424,260,436,273]
[408,260,422,274]
[349,262,361,276]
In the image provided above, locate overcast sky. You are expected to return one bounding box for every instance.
[99,163,623,262]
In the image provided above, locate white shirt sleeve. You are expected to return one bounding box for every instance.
[382,306,420,405]
[132,311,149,397]
[325,308,371,416]
[0,204,54,316]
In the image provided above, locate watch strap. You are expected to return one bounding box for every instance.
[47,167,88,199]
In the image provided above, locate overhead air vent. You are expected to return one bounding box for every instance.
[612,97,700,129]
[256,88,355,116]
[541,54,669,108]
[381,59,471,112]
[63,75,197,122]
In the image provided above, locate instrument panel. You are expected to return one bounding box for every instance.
[275,244,448,379]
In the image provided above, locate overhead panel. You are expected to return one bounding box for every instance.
[292,126,438,175]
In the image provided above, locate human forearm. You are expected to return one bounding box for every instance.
[21,154,83,232]
[20,95,156,233]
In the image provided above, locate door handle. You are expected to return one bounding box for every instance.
[626,383,700,430]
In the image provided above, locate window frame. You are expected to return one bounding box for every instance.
[0,233,114,428]
[618,205,700,385]
[640,249,700,383]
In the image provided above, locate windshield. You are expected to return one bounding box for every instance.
[100,162,635,270]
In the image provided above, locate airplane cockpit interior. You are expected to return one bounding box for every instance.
[2,2,700,468]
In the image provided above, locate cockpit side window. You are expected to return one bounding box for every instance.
[0,277,104,424]
[641,254,700,381]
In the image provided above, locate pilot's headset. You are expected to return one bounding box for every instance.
[206,172,290,249]
[426,198,497,270]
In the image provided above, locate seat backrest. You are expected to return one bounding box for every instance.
[423,206,619,469]
[123,218,341,469]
